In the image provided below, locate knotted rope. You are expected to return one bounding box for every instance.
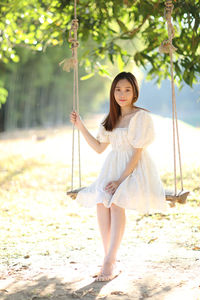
[60,0,81,191]
[159,0,183,195]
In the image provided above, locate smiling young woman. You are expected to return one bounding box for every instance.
[70,71,168,281]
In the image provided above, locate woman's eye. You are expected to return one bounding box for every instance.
[115,88,131,92]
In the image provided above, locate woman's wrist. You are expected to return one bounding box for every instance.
[117,178,123,185]
[118,170,134,185]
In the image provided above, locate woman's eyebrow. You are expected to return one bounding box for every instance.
[115,86,132,88]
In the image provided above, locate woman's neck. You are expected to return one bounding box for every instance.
[120,106,137,117]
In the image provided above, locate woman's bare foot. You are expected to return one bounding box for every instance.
[95,259,121,281]
[92,260,121,279]
[92,262,111,279]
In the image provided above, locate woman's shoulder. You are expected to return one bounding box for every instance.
[129,108,150,121]
[128,108,153,129]
[134,107,150,115]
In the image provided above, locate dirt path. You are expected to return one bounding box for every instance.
[1,201,200,300]
[1,235,200,300]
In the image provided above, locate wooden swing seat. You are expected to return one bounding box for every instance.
[67,187,85,200]
[67,188,190,206]
[165,190,190,206]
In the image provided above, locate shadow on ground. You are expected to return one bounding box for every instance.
[0,269,192,300]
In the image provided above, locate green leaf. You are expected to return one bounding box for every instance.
[80,72,95,80]
[98,68,110,77]
[117,19,128,33]
[189,69,194,87]
[117,54,124,71]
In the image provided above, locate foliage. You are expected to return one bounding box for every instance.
[0,0,199,89]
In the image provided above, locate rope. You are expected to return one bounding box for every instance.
[59,0,81,190]
[159,0,184,195]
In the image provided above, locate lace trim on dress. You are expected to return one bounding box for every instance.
[114,109,143,130]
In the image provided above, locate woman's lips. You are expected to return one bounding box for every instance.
[119,99,126,101]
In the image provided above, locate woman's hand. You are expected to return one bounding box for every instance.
[104,180,120,195]
[70,111,82,130]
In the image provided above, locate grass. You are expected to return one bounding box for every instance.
[0,122,200,269]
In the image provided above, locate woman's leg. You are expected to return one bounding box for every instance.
[96,203,111,256]
[100,203,126,276]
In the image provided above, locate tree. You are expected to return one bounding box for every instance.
[0,0,199,107]
[1,45,108,131]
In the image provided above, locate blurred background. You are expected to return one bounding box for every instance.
[0,43,199,132]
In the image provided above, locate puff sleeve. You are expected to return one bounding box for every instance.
[127,110,155,148]
[96,124,110,143]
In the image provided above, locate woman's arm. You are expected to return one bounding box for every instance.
[70,111,109,154]
[118,148,143,184]
[105,148,143,194]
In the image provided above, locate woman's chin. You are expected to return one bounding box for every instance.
[118,102,132,108]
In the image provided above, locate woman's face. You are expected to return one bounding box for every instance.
[114,79,134,108]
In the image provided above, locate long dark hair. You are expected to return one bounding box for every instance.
[102,72,143,131]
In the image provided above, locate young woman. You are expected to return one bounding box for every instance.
[70,72,168,281]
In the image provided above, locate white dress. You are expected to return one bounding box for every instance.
[76,110,168,214]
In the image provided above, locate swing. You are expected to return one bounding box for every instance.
[63,0,189,206]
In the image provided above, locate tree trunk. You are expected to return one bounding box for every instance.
[0,104,5,132]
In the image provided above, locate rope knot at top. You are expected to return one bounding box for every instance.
[68,18,79,48]
[59,18,79,72]
[71,18,79,30]
[159,39,177,54]
[159,0,176,54]
[164,0,174,21]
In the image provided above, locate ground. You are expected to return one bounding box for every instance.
[0,114,200,300]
